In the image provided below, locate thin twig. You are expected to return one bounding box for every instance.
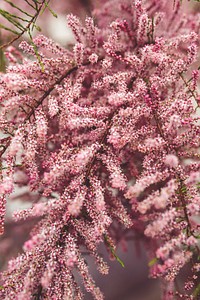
[179,73,199,108]
[0,0,45,50]
[0,59,102,158]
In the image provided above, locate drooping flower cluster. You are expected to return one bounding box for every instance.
[0,0,200,299]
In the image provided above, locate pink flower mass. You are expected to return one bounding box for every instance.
[0,0,200,299]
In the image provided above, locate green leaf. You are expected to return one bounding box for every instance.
[104,235,125,268]
[33,24,42,32]
[3,0,33,17]
[0,48,6,72]
[46,5,57,18]
[111,249,125,268]
[148,257,158,267]
[41,1,58,18]
[28,30,45,72]
[0,9,25,30]
[0,23,19,35]
[193,283,200,298]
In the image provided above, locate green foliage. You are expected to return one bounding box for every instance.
[0,48,6,72]
[104,235,125,268]
[0,0,57,70]
[0,0,39,40]
[193,283,200,298]
[28,28,44,71]
[148,257,158,267]
[42,1,58,18]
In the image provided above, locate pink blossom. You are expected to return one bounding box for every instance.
[89,53,98,64]
[0,0,199,299]
[164,154,179,168]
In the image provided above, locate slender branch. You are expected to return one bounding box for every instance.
[151,108,200,255]
[84,110,116,184]
[187,65,200,84]
[178,179,193,236]
[24,65,78,122]
[0,59,105,158]
[0,0,46,50]
[3,0,33,18]
[179,73,199,109]
[33,284,43,300]
[0,139,11,158]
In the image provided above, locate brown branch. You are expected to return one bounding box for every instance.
[84,110,116,184]
[0,139,11,157]
[0,64,79,157]
[178,179,193,236]
[152,108,200,254]
[179,73,199,109]
[152,109,165,138]
[0,0,46,50]
[0,59,104,158]
[24,64,79,122]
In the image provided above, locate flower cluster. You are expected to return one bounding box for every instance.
[0,0,200,299]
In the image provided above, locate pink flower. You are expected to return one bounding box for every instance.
[0,0,200,299]
[164,154,179,168]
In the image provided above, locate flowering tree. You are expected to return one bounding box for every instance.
[0,0,200,299]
